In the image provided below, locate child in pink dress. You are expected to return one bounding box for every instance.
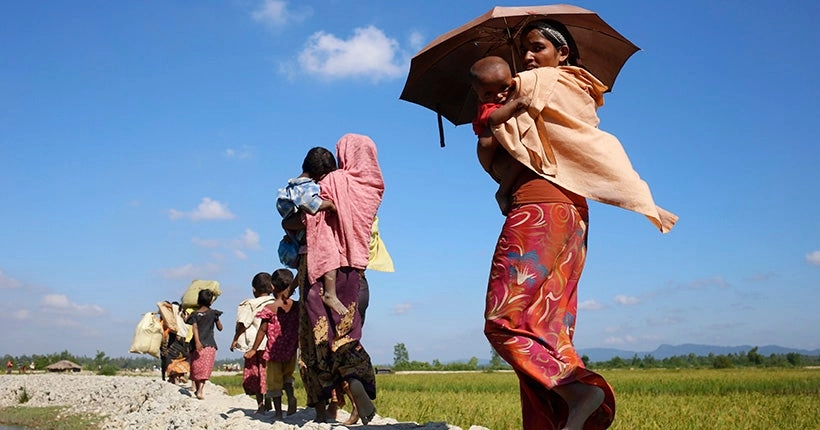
[245,268,300,419]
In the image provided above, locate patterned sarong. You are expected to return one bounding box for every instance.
[189,346,216,381]
[484,202,615,429]
[302,267,376,404]
[242,354,267,396]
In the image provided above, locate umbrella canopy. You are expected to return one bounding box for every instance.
[400,4,639,132]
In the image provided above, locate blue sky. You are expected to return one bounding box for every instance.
[1,0,818,366]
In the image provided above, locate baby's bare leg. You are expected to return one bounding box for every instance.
[321,270,348,315]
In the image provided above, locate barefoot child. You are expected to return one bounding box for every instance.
[470,55,531,215]
[230,272,276,413]
[186,289,223,400]
[245,268,300,419]
[277,148,347,316]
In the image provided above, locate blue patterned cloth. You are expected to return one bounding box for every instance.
[276,177,322,218]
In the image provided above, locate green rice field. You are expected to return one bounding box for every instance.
[212,367,820,429]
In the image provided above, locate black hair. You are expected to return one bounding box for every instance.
[196,289,214,307]
[271,268,295,295]
[521,19,581,67]
[251,272,273,294]
[302,147,337,180]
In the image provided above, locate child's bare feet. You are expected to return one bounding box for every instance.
[348,378,375,425]
[322,293,348,315]
[554,382,604,430]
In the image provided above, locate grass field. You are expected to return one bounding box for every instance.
[212,367,820,429]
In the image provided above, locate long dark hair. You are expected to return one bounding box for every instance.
[521,19,582,67]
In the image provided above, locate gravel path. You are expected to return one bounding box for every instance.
[0,373,488,430]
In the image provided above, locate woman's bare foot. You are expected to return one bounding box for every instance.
[342,407,360,426]
[322,293,348,315]
[348,379,375,425]
[341,382,359,425]
[553,382,604,430]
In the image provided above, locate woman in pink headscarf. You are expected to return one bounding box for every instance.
[289,133,384,424]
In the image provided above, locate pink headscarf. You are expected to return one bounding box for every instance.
[305,134,385,284]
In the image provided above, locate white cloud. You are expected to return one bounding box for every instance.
[233,249,248,260]
[225,146,253,160]
[298,26,404,81]
[646,315,684,326]
[252,0,311,27]
[40,294,106,317]
[409,31,426,51]
[613,294,640,306]
[161,263,221,280]
[192,237,221,248]
[12,309,30,320]
[603,335,638,345]
[233,228,261,250]
[806,250,820,266]
[578,300,604,311]
[393,302,413,315]
[169,197,235,221]
[0,270,22,289]
[687,276,729,289]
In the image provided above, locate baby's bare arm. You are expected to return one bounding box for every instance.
[488,96,531,126]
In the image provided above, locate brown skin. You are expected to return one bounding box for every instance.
[521,28,570,70]
[471,56,531,215]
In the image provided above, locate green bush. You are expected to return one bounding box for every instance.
[97,364,119,376]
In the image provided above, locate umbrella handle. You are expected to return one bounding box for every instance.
[437,107,445,147]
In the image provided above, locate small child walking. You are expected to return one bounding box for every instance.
[231,272,276,413]
[245,268,300,419]
[187,289,223,400]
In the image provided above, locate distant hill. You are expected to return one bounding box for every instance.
[578,344,820,362]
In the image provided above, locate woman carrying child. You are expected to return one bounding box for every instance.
[477,20,678,430]
[286,134,384,424]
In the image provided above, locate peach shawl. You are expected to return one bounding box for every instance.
[305,134,385,284]
[492,66,678,233]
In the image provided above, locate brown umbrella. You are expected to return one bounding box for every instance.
[399,4,639,145]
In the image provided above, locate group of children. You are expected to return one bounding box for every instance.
[230,269,301,419]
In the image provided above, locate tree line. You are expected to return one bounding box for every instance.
[585,346,818,369]
[4,345,816,374]
[390,343,819,371]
